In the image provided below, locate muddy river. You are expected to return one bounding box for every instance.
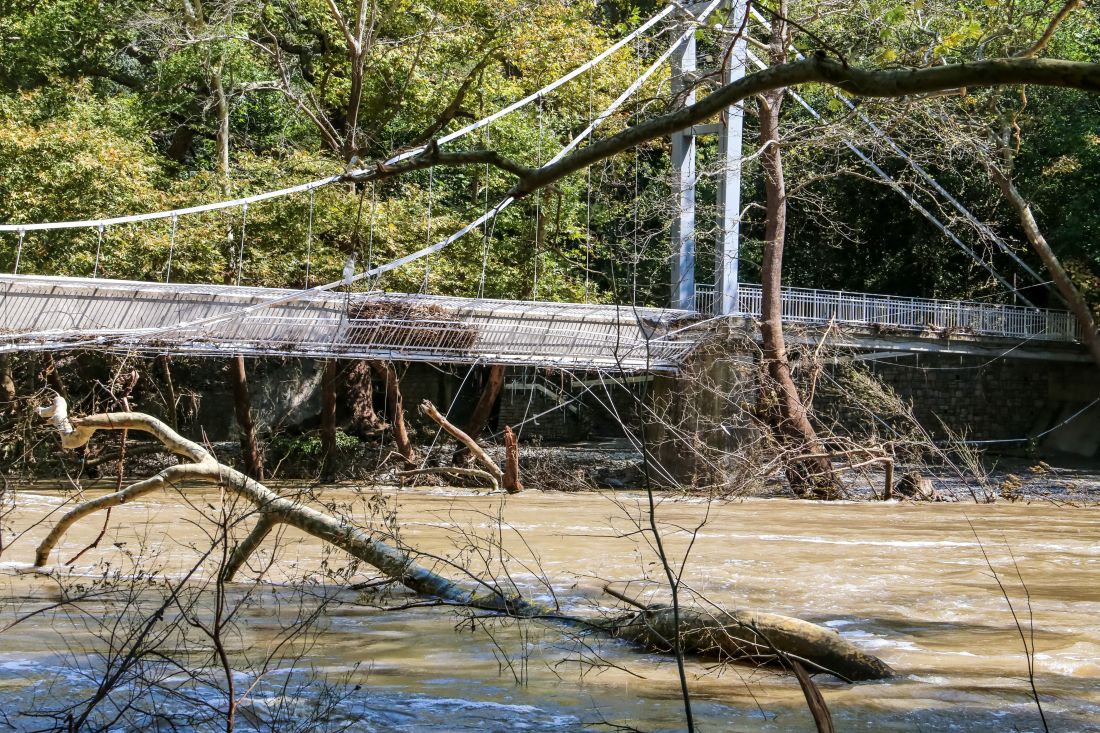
[1,486,1097,731]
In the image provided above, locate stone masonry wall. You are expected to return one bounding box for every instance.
[814,352,1099,447]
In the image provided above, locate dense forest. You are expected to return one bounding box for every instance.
[1,0,1097,308]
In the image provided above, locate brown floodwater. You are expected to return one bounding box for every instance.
[1,485,1097,732]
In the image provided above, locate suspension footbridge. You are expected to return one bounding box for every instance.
[0,1,1084,374]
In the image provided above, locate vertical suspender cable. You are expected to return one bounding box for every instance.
[304,189,315,287]
[533,94,544,300]
[422,168,434,292]
[478,216,498,300]
[632,36,642,307]
[14,228,25,274]
[93,224,104,278]
[366,181,377,274]
[478,124,493,299]
[166,214,178,283]
[585,69,594,303]
[236,204,248,287]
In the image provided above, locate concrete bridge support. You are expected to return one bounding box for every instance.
[646,333,760,487]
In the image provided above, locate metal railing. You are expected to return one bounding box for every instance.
[694,284,1081,343]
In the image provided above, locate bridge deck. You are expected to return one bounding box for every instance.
[0,275,702,372]
[0,275,1082,373]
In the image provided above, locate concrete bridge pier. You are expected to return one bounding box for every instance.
[646,333,759,487]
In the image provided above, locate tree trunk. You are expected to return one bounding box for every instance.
[230,356,264,480]
[419,399,504,486]
[453,365,504,466]
[503,425,523,494]
[212,69,230,177]
[757,6,838,498]
[344,361,386,437]
[611,605,892,682]
[989,167,1100,369]
[156,355,178,431]
[369,361,417,465]
[39,354,68,402]
[320,360,338,483]
[0,354,15,407]
[344,49,364,162]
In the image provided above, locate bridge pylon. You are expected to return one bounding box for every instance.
[670,0,748,316]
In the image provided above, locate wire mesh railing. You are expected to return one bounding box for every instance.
[694,284,1081,343]
[0,275,701,371]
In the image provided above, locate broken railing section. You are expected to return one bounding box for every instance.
[32,397,892,682]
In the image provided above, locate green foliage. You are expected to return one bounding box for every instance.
[271,429,360,460]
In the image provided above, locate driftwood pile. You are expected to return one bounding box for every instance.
[346,299,478,350]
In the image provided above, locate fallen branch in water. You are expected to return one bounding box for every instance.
[396,466,499,491]
[32,398,892,682]
[419,399,522,493]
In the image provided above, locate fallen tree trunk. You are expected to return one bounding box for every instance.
[610,604,893,682]
[32,397,892,682]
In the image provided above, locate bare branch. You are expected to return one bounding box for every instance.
[408,51,499,149]
[324,0,358,53]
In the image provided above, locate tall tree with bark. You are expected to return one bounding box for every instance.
[981,1,1100,369]
[319,359,339,482]
[755,3,838,496]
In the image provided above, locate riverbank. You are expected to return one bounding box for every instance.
[18,437,1100,505]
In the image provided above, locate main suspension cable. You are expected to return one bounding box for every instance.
[0,4,679,235]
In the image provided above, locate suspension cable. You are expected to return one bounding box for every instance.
[60,6,720,344]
